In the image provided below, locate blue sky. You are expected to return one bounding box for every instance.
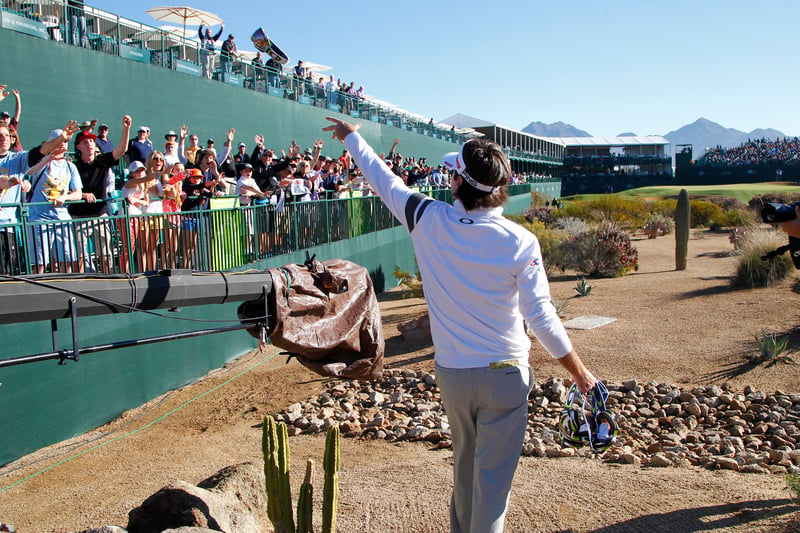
[90,0,800,137]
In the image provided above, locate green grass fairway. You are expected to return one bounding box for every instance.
[566,182,800,203]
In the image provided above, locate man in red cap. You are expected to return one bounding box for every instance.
[68,115,131,272]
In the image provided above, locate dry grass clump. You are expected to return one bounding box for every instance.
[731,225,794,288]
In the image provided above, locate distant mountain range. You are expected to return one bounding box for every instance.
[521,118,790,159]
[520,121,591,138]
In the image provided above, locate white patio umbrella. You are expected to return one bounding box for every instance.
[303,61,333,75]
[145,5,223,59]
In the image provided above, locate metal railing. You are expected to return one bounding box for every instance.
[0,183,537,275]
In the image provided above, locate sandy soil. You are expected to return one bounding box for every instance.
[2,230,800,532]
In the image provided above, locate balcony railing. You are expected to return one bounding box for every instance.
[0,0,471,144]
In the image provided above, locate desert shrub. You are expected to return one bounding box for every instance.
[509,216,568,276]
[393,264,424,298]
[552,216,591,237]
[689,199,723,228]
[751,329,791,364]
[643,214,674,238]
[555,196,649,232]
[711,207,757,230]
[563,223,638,278]
[530,191,549,206]
[731,226,794,288]
[648,198,678,219]
[522,206,554,226]
[707,196,747,212]
[556,201,592,222]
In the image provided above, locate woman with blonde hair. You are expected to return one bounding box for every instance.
[142,150,166,270]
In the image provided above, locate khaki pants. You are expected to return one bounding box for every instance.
[436,362,533,533]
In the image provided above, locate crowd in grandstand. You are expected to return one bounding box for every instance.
[0,84,538,276]
[702,137,800,165]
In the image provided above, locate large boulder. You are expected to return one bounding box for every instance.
[127,463,266,533]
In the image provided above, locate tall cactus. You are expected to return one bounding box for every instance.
[296,459,315,533]
[262,416,341,533]
[262,415,296,533]
[322,424,341,533]
[675,188,690,270]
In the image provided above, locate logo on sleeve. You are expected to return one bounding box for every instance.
[529,257,541,268]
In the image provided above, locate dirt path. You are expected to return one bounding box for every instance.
[1,230,800,532]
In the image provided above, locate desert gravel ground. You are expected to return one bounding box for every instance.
[1,229,800,532]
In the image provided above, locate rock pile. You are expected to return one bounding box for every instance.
[272,369,800,474]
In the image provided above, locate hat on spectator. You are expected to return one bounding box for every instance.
[207,138,214,144]
[75,131,97,144]
[80,120,92,129]
[187,168,204,178]
[138,126,147,133]
[165,130,177,139]
[0,111,9,120]
[99,124,108,131]
[48,129,64,141]
[324,156,333,162]
[128,161,145,173]
[260,149,275,159]
[242,163,253,170]
[238,142,246,148]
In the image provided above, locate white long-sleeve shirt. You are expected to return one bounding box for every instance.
[344,132,572,369]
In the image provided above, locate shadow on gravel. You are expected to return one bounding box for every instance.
[574,498,798,533]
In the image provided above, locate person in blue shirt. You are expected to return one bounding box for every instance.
[26,129,83,273]
[0,118,80,274]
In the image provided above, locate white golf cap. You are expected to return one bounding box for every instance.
[442,143,497,193]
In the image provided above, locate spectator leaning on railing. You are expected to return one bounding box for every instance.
[69,114,131,273]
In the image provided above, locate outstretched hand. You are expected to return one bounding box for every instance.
[323,117,360,142]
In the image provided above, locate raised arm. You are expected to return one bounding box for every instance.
[310,138,323,169]
[112,115,132,161]
[11,89,20,124]
[40,120,79,155]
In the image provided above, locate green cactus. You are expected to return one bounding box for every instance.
[675,188,690,270]
[296,459,315,533]
[262,416,296,533]
[261,416,341,533]
[322,424,341,533]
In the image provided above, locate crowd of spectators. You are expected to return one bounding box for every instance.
[702,137,800,166]
[3,85,532,275]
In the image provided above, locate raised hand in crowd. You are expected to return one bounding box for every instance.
[225,127,235,147]
[180,124,189,141]
[288,139,301,158]
[0,85,7,101]
[254,134,264,147]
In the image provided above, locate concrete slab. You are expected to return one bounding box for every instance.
[563,315,617,330]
